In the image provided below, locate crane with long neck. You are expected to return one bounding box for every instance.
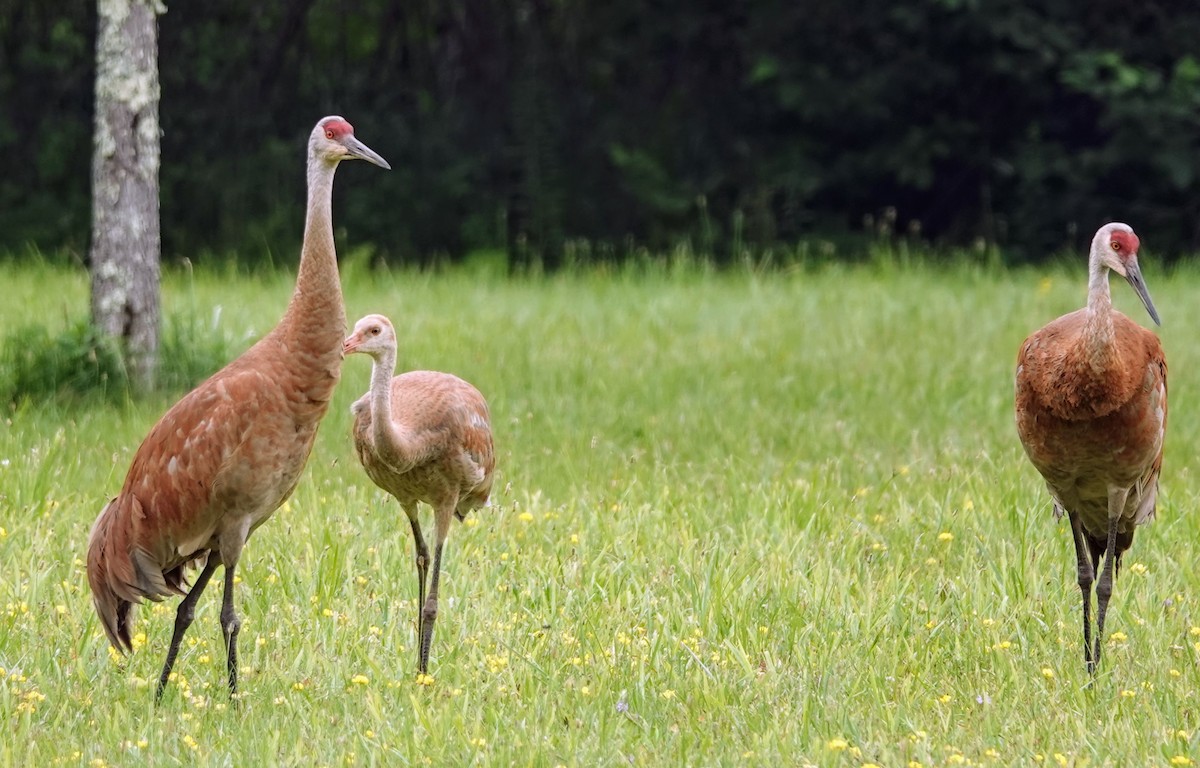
[1015,222,1167,675]
[344,313,495,677]
[87,116,390,701]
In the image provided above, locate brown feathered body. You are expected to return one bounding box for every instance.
[86,117,387,658]
[351,370,495,519]
[1016,307,1167,550]
[1014,221,1165,674]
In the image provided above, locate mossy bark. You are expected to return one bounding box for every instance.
[89,0,163,392]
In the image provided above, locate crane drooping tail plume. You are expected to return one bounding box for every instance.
[1015,222,1167,675]
[87,117,389,701]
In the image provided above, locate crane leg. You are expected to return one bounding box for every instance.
[157,555,220,702]
[418,505,453,676]
[1093,489,1129,671]
[220,560,243,697]
[405,504,430,671]
[1067,511,1095,674]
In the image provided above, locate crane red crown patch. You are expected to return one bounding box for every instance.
[1111,229,1139,255]
[322,118,354,139]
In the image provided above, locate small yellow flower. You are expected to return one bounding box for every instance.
[827,738,849,752]
[1128,562,1148,575]
[518,511,534,522]
[55,604,66,615]
[1041,667,1055,680]
[183,734,199,751]
[1170,757,1193,767]
[925,557,938,565]
[1109,631,1128,643]
[908,763,923,768]
[1054,754,1067,767]
[580,685,590,696]
[938,531,954,542]
[197,655,211,664]
[854,487,869,498]
[938,693,952,704]
[293,681,305,691]
[1191,626,1200,637]
[137,739,148,749]
[1120,689,1135,698]
[984,748,1000,759]
[350,674,370,686]
[947,755,966,765]
[416,673,435,687]
[660,689,675,700]
[569,533,580,544]
[962,497,974,511]
[1171,668,1182,677]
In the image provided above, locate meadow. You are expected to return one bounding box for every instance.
[2,251,1200,766]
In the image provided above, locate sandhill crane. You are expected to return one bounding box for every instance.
[343,313,495,676]
[87,117,390,700]
[1015,222,1166,675]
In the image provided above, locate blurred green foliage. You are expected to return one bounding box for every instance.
[3,0,1200,264]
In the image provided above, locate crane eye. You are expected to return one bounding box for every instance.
[325,130,335,139]
[369,327,380,335]
[1111,241,1121,251]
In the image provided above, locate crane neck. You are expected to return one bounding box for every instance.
[279,156,347,344]
[369,346,412,470]
[1084,257,1116,368]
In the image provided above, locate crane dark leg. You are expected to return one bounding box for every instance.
[157,555,220,702]
[220,561,242,697]
[1067,511,1095,674]
[405,504,430,670]
[418,507,453,676]
[1093,490,1129,671]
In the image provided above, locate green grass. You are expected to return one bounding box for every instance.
[2,253,1200,766]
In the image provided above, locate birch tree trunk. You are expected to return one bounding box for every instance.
[90,0,163,391]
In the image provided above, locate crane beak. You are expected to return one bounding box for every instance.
[1124,259,1161,326]
[343,136,391,170]
[343,336,360,355]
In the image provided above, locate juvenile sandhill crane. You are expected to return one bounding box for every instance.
[87,117,389,700]
[1015,222,1166,675]
[343,313,495,676]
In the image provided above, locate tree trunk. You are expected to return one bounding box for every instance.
[90,0,163,391]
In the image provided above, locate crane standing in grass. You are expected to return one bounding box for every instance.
[343,313,495,676]
[87,117,390,700]
[1015,222,1167,675]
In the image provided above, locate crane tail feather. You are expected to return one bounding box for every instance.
[86,496,142,653]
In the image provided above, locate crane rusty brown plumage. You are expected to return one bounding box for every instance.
[86,116,389,701]
[1014,222,1166,676]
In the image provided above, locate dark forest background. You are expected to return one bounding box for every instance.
[5,0,1200,267]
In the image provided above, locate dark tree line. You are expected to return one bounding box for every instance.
[5,0,1200,266]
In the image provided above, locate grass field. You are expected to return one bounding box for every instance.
[2,252,1200,766]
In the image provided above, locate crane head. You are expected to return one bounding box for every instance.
[311,116,391,169]
[1093,222,1160,326]
[344,313,397,358]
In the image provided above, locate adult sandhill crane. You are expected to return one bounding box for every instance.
[87,117,390,700]
[1015,222,1166,675]
[343,313,495,676]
